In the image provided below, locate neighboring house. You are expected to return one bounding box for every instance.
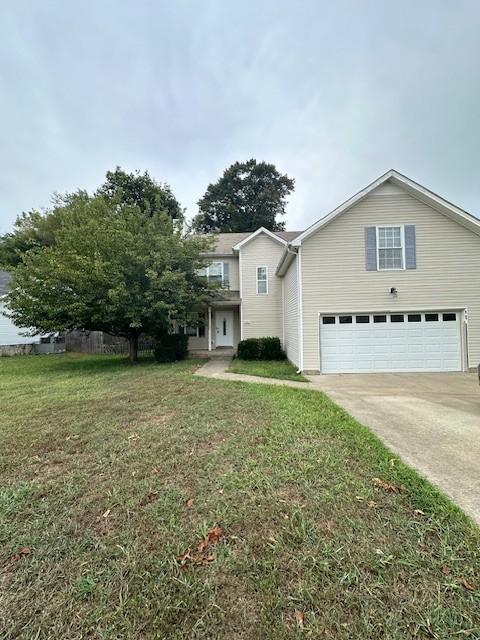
[189,170,480,374]
[0,271,64,355]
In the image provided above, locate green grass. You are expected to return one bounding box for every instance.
[228,358,309,382]
[1,354,479,639]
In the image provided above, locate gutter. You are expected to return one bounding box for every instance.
[275,244,298,277]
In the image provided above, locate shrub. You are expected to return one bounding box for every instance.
[261,336,285,360]
[153,333,189,363]
[237,337,285,361]
[237,338,261,360]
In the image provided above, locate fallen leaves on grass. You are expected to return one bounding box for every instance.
[294,609,304,630]
[141,491,159,506]
[440,566,476,592]
[178,526,225,569]
[460,577,476,592]
[356,496,380,509]
[4,546,31,569]
[372,477,404,493]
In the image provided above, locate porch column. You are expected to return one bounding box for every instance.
[208,306,212,351]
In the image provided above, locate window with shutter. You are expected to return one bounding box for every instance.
[365,225,416,271]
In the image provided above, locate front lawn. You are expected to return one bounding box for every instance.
[1,354,479,639]
[228,357,309,382]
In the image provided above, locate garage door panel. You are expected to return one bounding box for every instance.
[320,311,462,373]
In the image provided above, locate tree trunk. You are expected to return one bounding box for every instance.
[128,333,139,363]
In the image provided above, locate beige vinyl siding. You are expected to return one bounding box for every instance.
[282,257,300,367]
[187,334,208,350]
[222,257,239,291]
[240,234,284,339]
[301,189,480,371]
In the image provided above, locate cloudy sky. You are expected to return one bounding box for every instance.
[1,0,479,233]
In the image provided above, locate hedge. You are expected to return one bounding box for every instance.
[237,337,285,361]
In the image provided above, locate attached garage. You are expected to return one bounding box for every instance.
[319,311,463,373]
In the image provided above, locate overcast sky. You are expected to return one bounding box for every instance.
[1,0,479,233]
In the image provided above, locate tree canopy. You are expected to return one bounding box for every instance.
[98,167,183,219]
[0,168,182,269]
[192,159,295,233]
[5,192,213,361]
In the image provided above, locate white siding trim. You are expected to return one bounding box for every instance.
[375,224,406,271]
[298,246,304,371]
[233,226,288,250]
[239,250,243,340]
[282,258,300,367]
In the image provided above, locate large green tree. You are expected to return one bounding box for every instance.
[5,192,213,362]
[98,167,183,220]
[192,159,295,233]
[0,168,182,269]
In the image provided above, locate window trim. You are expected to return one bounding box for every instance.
[208,261,225,285]
[256,265,268,295]
[199,262,228,286]
[376,225,406,271]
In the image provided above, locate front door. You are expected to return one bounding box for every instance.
[215,310,234,347]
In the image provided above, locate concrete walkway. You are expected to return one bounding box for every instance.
[196,359,480,525]
[194,357,309,389]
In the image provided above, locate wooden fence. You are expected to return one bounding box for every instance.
[65,330,154,355]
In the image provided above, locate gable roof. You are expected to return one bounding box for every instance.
[232,227,291,250]
[204,229,302,255]
[291,169,480,246]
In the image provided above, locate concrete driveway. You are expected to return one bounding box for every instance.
[310,373,480,525]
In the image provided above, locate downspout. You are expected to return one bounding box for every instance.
[297,245,304,374]
[280,245,303,374]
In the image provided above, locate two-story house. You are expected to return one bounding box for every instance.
[186,170,480,374]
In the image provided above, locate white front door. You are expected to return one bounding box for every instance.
[215,310,234,347]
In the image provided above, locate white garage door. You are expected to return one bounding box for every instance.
[320,311,462,373]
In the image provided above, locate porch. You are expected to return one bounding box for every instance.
[184,299,241,355]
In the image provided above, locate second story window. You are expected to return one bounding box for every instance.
[256,266,268,294]
[377,226,404,270]
[198,262,230,287]
[208,262,224,284]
